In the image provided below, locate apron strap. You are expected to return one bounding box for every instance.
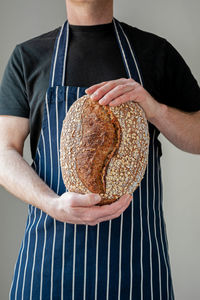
[113,18,143,85]
[49,20,69,87]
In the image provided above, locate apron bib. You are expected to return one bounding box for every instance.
[10,18,175,300]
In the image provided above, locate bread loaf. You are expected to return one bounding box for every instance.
[60,94,149,205]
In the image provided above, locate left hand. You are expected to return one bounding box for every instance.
[85,78,163,121]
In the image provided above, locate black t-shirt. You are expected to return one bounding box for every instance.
[0,20,200,160]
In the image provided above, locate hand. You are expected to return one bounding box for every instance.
[49,192,132,226]
[85,78,164,122]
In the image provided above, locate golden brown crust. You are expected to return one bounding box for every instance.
[60,94,149,205]
[76,98,121,194]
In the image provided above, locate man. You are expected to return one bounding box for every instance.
[0,0,199,299]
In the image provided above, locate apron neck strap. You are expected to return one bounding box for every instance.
[113,18,143,85]
[49,20,69,88]
[49,18,143,87]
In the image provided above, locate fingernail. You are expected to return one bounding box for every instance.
[99,98,104,104]
[94,194,101,202]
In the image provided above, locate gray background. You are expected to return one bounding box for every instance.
[0,0,200,299]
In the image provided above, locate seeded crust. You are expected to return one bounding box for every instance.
[60,94,149,205]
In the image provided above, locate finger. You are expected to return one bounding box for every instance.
[88,195,133,225]
[84,194,132,222]
[75,194,132,224]
[85,81,108,95]
[98,83,134,105]
[67,192,101,207]
[89,78,128,101]
[108,82,141,106]
[101,194,132,220]
[109,90,137,106]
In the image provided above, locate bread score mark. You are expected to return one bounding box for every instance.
[76,97,121,194]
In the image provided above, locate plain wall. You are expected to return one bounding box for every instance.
[0,0,199,299]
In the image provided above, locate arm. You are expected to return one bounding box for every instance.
[0,116,58,211]
[149,104,200,154]
[85,78,200,154]
[0,115,132,225]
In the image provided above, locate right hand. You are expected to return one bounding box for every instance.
[49,192,133,226]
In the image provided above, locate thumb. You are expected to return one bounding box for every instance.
[67,192,101,207]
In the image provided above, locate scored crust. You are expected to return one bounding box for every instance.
[60,94,149,205]
[76,98,121,194]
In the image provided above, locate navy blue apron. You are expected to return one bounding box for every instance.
[10,18,175,300]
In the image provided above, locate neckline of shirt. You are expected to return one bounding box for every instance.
[68,21,114,33]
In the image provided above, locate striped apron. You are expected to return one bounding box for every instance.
[10,18,175,300]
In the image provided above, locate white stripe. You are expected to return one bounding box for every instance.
[72,224,77,300]
[50,88,60,299]
[13,206,33,300]
[113,20,131,78]
[37,149,41,178]
[45,94,53,188]
[118,22,143,86]
[30,210,43,300]
[152,131,162,299]
[77,87,80,98]
[61,223,66,300]
[56,86,60,194]
[62,22,69,86]
[65,86,69,114]
[39,123,48,300]
[129,199,134,300]
[83,225,88,300]
[44,92,56,300]
[51,24,65,87]
[50,219,57,300]
[39,214,48,300]
[106,220,112,300]
[164,217,175,299]
[41,130,46,183]
[61,83,69,300]
[118,213,123,300]
[21,207,37,300]
[30,140,43,300]
[139,185,144,299]
[94,223,100,300]
[163,210,174,300]
[157,146,169,300]
[146,162,153,299]
[160,173,174,299]
[72,88,80,300]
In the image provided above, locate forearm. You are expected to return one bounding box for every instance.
[0,147,133,226]
[0,148,58,212]
[150,103,200,154]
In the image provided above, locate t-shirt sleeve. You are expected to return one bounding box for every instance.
[0,45,30,118]
[161,40,200,112]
